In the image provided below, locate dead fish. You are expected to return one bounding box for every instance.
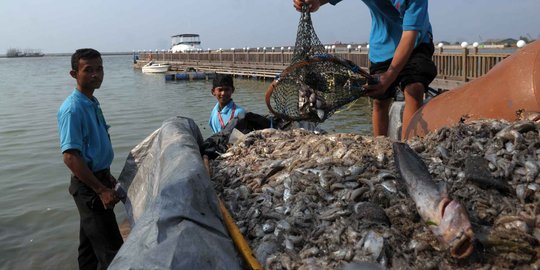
[517,110,540,122]
[315,99,323,109]
[351,201,390,227]
[464,156,511,194]
[495,126,524,144]
[317,109,325,120]
[342,261,385,270]
[298,82,314,113]
[393,142,475,259]
[309,92,317,104]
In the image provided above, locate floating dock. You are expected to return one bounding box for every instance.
[164,71,216,81]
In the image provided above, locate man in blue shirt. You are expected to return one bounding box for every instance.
[57,48,123,270]
[294,0,437,139]
[209,74,246,133]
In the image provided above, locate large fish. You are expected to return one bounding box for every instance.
[392,142,475,259]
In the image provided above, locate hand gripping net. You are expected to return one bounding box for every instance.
[265,6,373,123]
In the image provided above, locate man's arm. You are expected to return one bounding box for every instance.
[366,30,418,97]
[63,149,119,208]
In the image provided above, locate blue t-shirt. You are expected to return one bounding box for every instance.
[57,89,113,172]
[209,100,246,133]
[329,0,433,63]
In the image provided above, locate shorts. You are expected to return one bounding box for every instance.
[369,42,437,100]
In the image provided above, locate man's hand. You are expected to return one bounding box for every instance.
[293,0,322,12]
[99,188,120,209]
[365,71,397,98]
[365,30,418,98]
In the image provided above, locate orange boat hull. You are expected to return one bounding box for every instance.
[404,40,540,139]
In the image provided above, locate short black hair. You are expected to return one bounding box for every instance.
[212,74,234,91]
[71,48,101,70]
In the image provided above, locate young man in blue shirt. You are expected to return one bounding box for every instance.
[57,48,123,270]
[209,74,246,133]
[293,0,437,138]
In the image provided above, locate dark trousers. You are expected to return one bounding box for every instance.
[70,169,123,270]
[369,42,437,100]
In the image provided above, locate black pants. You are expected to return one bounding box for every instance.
[70,169,123,270]
[369,42,438,100]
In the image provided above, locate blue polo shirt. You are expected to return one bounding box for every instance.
[329,0,433,63]
[57,89,113,172]
[209,100,246,133]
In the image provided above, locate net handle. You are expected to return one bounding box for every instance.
[281,55,372,79]
[265,80,292,121]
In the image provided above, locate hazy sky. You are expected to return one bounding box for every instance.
[1,0,538,53]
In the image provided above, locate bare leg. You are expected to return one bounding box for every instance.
[402,82,425,140]
[372,98,393,136]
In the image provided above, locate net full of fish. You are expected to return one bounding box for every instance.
[265,5,372,123]
[209,117,540,269]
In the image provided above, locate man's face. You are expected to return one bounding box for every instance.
[71,57,104,91]
[212,86,233,107]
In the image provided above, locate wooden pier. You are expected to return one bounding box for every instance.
[136,48,512,90]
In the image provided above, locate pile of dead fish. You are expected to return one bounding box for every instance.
[209,118,540,269]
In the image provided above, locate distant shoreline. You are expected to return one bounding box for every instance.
[0,52,134,58]
[0,47,518,58]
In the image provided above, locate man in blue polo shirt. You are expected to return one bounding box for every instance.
[209,74,246,133]
[293,0,437,139]
[57,48,123,270]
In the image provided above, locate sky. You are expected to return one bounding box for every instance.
[0,0,539,54]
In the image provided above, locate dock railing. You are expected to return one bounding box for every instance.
[138,48,512,90]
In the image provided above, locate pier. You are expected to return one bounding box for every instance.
[135,47,512,90]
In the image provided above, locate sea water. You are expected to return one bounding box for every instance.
[0,55,372,269]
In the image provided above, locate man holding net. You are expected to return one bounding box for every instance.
[293,0,437,139]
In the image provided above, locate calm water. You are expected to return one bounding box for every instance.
[0,55,372,269]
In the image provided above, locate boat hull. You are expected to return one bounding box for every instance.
[142,67,169,73]
[142,64,170,73]
[404,40,540,139]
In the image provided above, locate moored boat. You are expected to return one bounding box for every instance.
[170,34,203,53]
[141,61,171,73]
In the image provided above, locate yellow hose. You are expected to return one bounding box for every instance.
[203,156,263,270]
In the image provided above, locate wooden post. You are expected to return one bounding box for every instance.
[462,47,468,82]
[472,48,478,78]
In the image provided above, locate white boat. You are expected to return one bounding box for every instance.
[171,34,203,53]
[142,62,171,73]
